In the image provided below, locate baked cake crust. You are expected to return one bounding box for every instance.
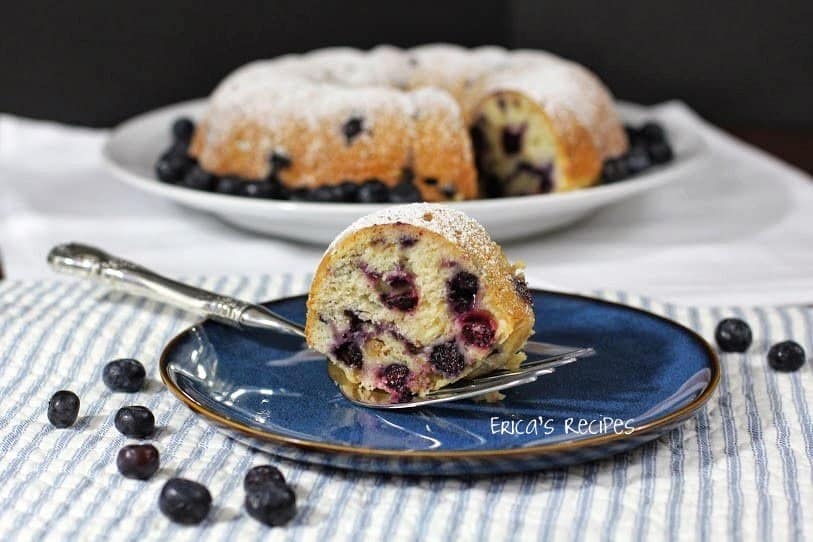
[190,45,627,200]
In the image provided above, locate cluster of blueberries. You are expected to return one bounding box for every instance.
[601,122,674,183]
[155,118,423,204]
[331,269,504,402]
[155,117,676,203]
[46,358,297,527]
[714,318,807,371]
[44,318,805,525]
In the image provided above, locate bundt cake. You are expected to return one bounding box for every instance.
[304,204,536,402]
[183,44,628,201]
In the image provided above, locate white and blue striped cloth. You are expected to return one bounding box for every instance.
[0,276,810,541]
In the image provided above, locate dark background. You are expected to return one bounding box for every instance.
[2,1,811,166]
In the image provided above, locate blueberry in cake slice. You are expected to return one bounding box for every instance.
[305,204,535,402]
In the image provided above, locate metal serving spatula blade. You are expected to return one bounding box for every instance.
[47,243,594,409]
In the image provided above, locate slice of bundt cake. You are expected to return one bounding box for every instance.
[464,55,628,196]
[305,204,535,403]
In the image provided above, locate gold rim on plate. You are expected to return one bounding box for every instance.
[159,290,720,461]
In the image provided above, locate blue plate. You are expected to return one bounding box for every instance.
[160,290,719,475]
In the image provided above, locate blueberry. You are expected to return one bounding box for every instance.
[172,117,195,143]
[389,181,422,203]
[117,444,160,480]
[381,273,419,311]
[647,141,674,164]
[767,341,806,372]
[640,121,666,143]
[342,117,364,144]
[239,180,275,198]
[357,180,389,203]
[155,154,192,183]
[163,140,190,159]
[159,478,212,525]
[245,482,296,526]
[601,158,629,183]
[625,147,651,175]
[714,318,753,353]
[482,174,503,198]
[333,341,363,369]
[244,465,286,494]
[513,277,533,306]
[382,290,419,311]
[429,342,466,376]
[289,188,310,201]
[328,184,352,202]
[269,152,292,173]
[382,364,410,394]
[273,182,291,200]
[102,358,146,392]
[337,181,359,202]
[47,390,80,428]
[259,178,288,199]
[399,236,418,248]
[625,125,644,147]
[447,271,478,313]
[460,311,497,349]
[343,309,368,332]
[515,162,553,194]
[501,125,525,155]
[114,406,155,438]
[214,176,242,195]
[181,166,216,191]
[308,185,343,202]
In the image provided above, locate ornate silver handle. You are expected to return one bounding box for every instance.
[47,243,305,337]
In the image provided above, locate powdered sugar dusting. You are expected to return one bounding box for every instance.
[193,44,626,184]
[327,204,503,269]
[201,45,621,152]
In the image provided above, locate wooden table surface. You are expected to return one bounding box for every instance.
[0,128,810,281]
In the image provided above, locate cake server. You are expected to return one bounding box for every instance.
[47,242,594,408]
[48,243,305,337]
